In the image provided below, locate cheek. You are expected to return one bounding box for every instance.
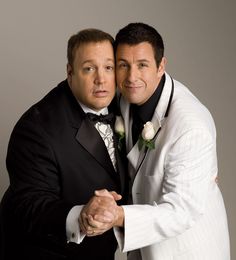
[108,75,116,87]
[145,73,159,89]
[74,79,91,98]
[116,70,124,85]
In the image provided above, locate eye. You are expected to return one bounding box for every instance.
[106,65,114,71]
[118,62,128,69]
[83,66,95,73]
[138,63,148,69]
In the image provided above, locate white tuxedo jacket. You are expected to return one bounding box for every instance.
[115,73,230,260]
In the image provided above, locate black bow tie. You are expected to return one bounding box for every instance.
[86,112,115,125]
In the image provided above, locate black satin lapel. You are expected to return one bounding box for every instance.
[75,119,116,177]
[136,126,162,174]
[164,77,174,117]
[113,132,128,199]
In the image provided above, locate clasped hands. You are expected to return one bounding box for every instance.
[79,189,124,237]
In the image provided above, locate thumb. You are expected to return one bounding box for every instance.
[110,191,122,201]
[95,189,122,201]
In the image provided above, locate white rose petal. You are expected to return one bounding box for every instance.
[141,121,155,140]
[115,116,125,134]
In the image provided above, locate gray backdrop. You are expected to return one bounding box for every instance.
[0,1,235,259]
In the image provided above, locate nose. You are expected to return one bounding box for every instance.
[126,66,138,83]
[94,69,105,85]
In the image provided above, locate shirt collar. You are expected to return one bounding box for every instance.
[78,101,108,115]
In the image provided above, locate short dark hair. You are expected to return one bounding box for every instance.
[67,28,114,67]
[114,23,164,67]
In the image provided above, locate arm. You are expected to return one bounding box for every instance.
[119,128,217,251]
[6,115,72,242]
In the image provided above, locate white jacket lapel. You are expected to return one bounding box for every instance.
[153,73,174,122]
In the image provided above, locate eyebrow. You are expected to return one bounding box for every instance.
[82,58,114,65]
[117,58,150,63]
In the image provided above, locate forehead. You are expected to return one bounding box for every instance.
[74,41,114,62]
[116,42,155,62]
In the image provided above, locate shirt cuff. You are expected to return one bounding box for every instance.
[66,205,86,244]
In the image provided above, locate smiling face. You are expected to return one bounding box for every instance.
[67,40,115,111]
[116,42,166,105]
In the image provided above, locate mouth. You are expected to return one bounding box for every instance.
[124,81,142,88]
[124,84,142,92]
[93,90,109,97]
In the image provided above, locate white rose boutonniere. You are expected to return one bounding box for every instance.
[114,116,125,150]
[138,121,156,150]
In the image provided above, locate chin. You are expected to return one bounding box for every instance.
[124,95,140,105]
[95,100,112,110]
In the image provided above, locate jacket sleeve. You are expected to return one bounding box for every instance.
[6,112,73,243]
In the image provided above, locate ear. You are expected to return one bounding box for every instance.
[157,57,167,78]
[67,63,73,86]
[67,63,73,76]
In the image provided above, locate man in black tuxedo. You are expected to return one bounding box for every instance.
[0,28,127,260]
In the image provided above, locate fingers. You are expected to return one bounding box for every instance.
[81,214,114,237]
[110,191,122,201]
[79,191,121,237]
[95,189,113,198]
[79,195,116,228]
[79,212,92,234]
[86,228,108,237]
[79,213,102,235]
[85,197,117,223]
[85,197,116,222]
[90,209,115,223]
[95,189,122,201]
[87,214,111,228]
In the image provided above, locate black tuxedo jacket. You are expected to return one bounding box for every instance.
[0,80,128,260]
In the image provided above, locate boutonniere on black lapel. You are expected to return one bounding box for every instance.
[114,116,125,151]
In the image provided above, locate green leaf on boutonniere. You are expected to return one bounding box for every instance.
[138,136,155,151]
[117,132,125,151]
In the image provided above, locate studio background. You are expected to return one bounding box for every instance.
[0,1,235,259]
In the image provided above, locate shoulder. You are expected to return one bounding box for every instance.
[12,80,72,134]
[167,78,216,136]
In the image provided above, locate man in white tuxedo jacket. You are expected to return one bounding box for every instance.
[81,23,230,260]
